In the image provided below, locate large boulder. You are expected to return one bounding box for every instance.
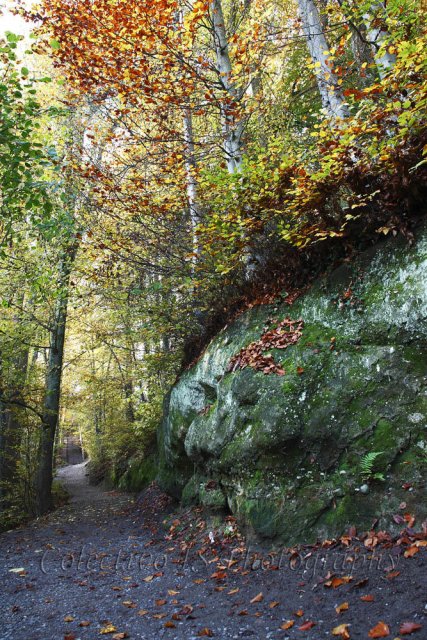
[158,223,427,544]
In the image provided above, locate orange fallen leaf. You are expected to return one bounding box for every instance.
[164,621,176,629]
[210,571,226,580]
[295,609,304,617]
[332,623,351,639]
[298,621,316,631]
[155,599,167,606]
[281,620,295,630]
[79,621,91,627]
[250,592,263,604]
[368,621,390,638]
[193,579,205,584]
[198,629,214,637]
[64,616,74,622]
[122,601,136,609]
[153,613,167,620]
[238,610,248,616]
[386,571,400,580]
[325,576,353,588]
[404,545,419,558]
[361,595,375,602]
[335,602,349,614]
[400,622,422,635]
[112,634,128,640]
[269,601,280,608]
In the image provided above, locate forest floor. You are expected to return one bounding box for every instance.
[0,463,426,640]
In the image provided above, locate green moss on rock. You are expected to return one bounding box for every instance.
[157,222,427,543]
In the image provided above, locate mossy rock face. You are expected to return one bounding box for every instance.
[115,453,158,493]
[158,222,427,544]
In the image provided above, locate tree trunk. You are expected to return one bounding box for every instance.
[35,242,77,516]
[210,0,245,172]
[363,2,395,78]
[183,108,202,260]
[297,0,349,119]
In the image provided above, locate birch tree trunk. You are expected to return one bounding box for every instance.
[183,108,201,260]
[297,0,349,119]
[363,2,396,78]
[35,241,77,515]
[210,0,245,173]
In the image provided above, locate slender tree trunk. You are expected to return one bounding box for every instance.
[297,0,349,119]
[363,2,395,78]
[183,108,202,261]
[210,0,245,172]
[35,242,77,516]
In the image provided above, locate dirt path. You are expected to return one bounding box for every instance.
[0,465,425,640]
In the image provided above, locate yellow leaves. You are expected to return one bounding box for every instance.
[335,602,349,614]
[332,624,351,639]
[100,625,117,634]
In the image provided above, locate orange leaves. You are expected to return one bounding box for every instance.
[400,622,423,635]
[250,592,263,604]
[368,622,390,638]
[227,318,304,375]
[324,575,353,589]
[404,544,419,558]
[298,621,316,631]
[281,620,294,630]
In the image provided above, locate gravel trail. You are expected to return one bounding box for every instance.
[0,464,425,640]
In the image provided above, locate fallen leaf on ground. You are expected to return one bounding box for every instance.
[332,623,351,639]
[326,576,353,588]
[269,601,280,608]
[400,622,422,635]
[197,629,214,637]
[281,621,295,630]
[386,571,400,580]
[250,592,263,604]
[368,621,390,638]
[64,616,74,622]
[295,609,304,617]
[79,621,91,627]
[122,601,136,608]
[137,610,148,616]
[335,602,349,614]
[112,634,128,640]
[100,625,117,635]
[64,635,76,640]
[298,621,316,631]
[155,599,167,606]
[164,621,176,629]
[228,588,239,595]
[404,545,419,558]
[360,595,375,602]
